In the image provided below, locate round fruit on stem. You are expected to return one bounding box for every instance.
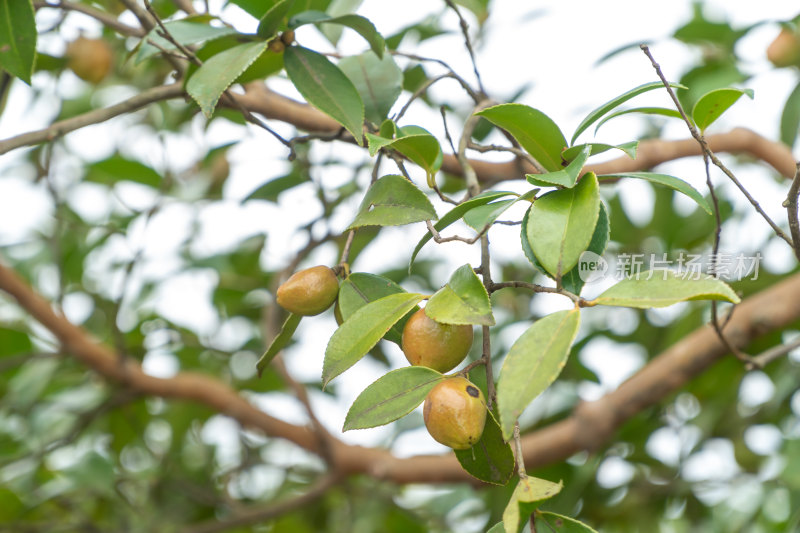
[767,27,800,68]
[423,377,486,450]
[66,37,113,84]
[401,308,473,373]
[276,265,339,316]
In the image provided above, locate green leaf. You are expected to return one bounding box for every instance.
[503,477,564,533]
[598,172,712,215]
[526,144,591,188]
[243,170,306,203]
[590,270,740,308]
[343,366,444,431]
[187,41,268,117]
[289,11,385,57]
[561,141,639,161]
[454,411,515,485]
[425,264,494,326]
[497,310,580,440]
[560,202,610,295]
[409,191,518,270]
[534,512,600,532]
[780,79,800,148]
[337,272,414,345]
[390,133,442,181]
[257,0,295,38]
[136,20,237,64]
[692,87,754,132]
[462,199,515,231]
[486,523,504,533]
[85,154,162,188]
[348,175,436,229]
[0,0,36,84]
[323,292,425,386]
[0,327,33,356]
[528,172,600,278]
[284,45,365,144]
[476,104,567,172]
[256,313,302,376]
[339,51,402,124]
[571,81,687,144]
[7,358,60,408]
[593,107,683,134]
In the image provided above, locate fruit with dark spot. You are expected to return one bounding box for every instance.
[66,37,113,84]
[276,266,339,316]
[401,308,473,373]
[423,377,486,450]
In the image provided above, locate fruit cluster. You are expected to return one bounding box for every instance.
[275,266,486,450]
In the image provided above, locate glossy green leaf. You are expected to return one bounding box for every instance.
[560,202,610,295]
[410,191,518,270]
[425,264,494,326]
[598,172,712,214]
[503,477,564,533]
[497,310,580,440]
[323,292,425,386]
[0,0,36,84]
[284,45,365,144]
[593,107,683,134]
[339,51,402,124]
[348,174,436,229]
[257,0,295,38]
[463,200,515,231]
[454,411,515,485]
[528,172,600,278]
[390,133,442,180]
[187,41,268,117]
[526,144,591,188]
[136,20,237,63]
[534,512,599,532]
[780,79,800,148]
[692,87,753,132]
[289,11,385,57]
[571,81,687,144]
[256,313,302,376]
[343,366,443,430]
[476,104,567,172]
[338,272,414,345]
[561,141,639,162]
[591,270,740,308]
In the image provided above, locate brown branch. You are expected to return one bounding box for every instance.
[0,83,185,155]
[33,1,144,37]
[3,254,800,484]
[784,162,800,262]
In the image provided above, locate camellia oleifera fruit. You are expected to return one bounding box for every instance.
[66,37,113,84]
[276,266,339,316]
[767,27,800,68]
[423,377,486,450]
[401,308,473,373]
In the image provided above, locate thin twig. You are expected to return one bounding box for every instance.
[514,423,527,477]
[33,1,144,36]
[391,51,481,103]
[749,336,800,369]
[444,0,486,96]
[489,280,581,304]
[783,162,800,262]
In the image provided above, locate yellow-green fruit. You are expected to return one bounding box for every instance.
[767,28,800,68]
[276,266,339,316]
[423,377,486,450]
[401,308,473,373]
[66,37,113,84]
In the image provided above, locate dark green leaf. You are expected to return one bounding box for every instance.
[289,11,385,57]
[528,172,600,278]
[692,87,753,132]
[343,366,443,431]
[257,0,295,38]
[284,46,365,143]
[497,310,580,440]
[348,174,436,229]
[476,104,567,172]
[454,411,515,485]
[598,172,712,214]
[571,81,687,145]
[323,292,425,386]
[85,155,162,188]
[0,0,36,84]
[242,170,307,203]
[409,191,518,270]
[256,313,302,376]
[339,52,402,124]
[136,20,237,64]
[0,327,33,357]
[187,41,268,117]
[425,264,494,326]
[590,270,740,308]
[780,79,800,148]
